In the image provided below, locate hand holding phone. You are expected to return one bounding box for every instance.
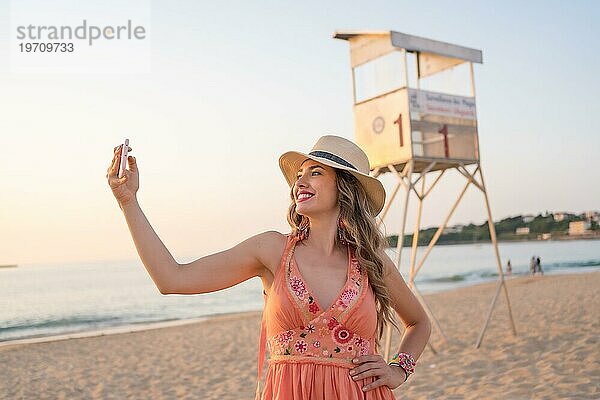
[107,139,139,207]
[118,138,129,178]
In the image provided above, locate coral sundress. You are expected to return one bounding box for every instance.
[255,234,396,400]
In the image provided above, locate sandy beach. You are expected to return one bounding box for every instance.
[1,271,598,400]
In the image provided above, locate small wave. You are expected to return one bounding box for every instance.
[417,259,600,285]
[1,314,122,332]
[423,275,466,283]
[545,259,600,269]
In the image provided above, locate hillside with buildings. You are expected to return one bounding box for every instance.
[386,210,600,247]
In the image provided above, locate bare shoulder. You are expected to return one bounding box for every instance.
[376,247,397,277]
[251,230,289,277]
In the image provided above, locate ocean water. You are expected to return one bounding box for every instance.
[1,239,598,343]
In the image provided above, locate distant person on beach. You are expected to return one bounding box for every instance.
[530,256,537,275]
[536,256,543,275]
[506,259,512,276]
[106,135,431,399]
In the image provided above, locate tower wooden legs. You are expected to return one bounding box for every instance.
[377,162,517,356]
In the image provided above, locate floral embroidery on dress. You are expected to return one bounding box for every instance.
[337,288,358,308]
[353,336,371,355]
[295,340,308,353]
[268,303,372,359]
[332,324,354,345]
[318,326,329,337]
[290,274,322,314]
[290,276,308,300]
[327,317,339,330]
[269,242,371,361]
[269,324,364,358]
[273,330,294,348]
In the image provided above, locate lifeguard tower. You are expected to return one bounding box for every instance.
[334,31,516,354]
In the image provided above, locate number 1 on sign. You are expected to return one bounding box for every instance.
[394,114,404,147]
[438,125,449,158]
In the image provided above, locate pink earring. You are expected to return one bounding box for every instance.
[297,216,310,241]
[338,219,347,245]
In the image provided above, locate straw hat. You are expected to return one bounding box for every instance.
[279,135,386,216]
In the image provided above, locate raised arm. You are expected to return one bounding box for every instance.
[162,230,281,295]
[106,144,280,295]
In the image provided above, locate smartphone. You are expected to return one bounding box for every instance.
[118,138,129,178]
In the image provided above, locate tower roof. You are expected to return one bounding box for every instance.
[333,30,483,64]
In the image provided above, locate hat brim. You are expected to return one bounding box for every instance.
[279,151,385,216]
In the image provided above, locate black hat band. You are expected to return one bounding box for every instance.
[308,151,357,171]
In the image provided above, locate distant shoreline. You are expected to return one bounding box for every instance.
[387,233,600,248]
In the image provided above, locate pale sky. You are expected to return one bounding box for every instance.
[1,0,598,265]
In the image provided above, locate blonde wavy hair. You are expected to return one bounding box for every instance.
[286,169,401,349]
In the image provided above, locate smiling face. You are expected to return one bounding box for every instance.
[293,159,339,217]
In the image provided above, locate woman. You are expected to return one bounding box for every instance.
[106,135,431,399]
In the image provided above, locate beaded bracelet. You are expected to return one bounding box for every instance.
[388,352,416,382]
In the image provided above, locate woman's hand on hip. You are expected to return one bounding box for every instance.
[348,354,406,392]
[106,144,139,207]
